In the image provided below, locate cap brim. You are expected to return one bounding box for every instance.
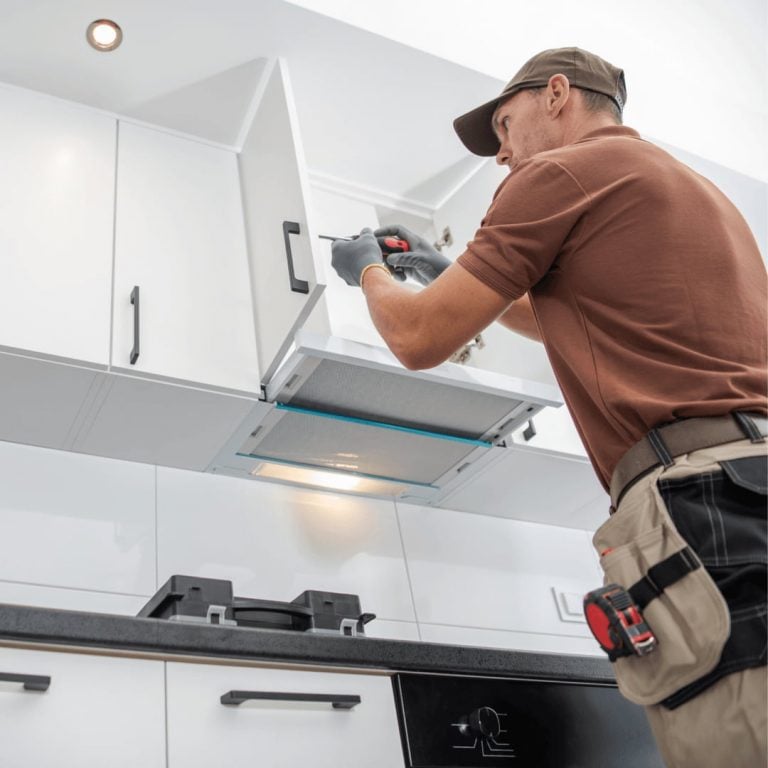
[453,96,503,157]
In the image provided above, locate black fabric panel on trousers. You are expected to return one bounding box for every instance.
[657,455,768,709]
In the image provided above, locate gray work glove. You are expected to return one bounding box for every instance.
[330,228,383,287]
[374,225,452,286]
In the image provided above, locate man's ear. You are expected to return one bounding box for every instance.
[546,74,570,118]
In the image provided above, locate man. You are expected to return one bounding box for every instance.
[331,47,767,768]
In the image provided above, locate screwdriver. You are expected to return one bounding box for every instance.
[318,234,409,279]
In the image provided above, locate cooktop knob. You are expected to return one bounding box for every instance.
[467,706,501,739]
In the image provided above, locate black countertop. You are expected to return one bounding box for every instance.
[0,602,615,683]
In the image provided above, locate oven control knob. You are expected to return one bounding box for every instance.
[467,707,501,739]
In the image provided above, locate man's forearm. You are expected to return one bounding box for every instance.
[359,263,513,370]
[496,294,542,342]
[360,268,433,369]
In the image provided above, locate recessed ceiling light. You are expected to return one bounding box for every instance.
[86,19,123,52]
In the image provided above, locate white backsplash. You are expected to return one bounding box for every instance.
[0,439,602,655]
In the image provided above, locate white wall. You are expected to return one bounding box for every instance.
[0,438,602,656]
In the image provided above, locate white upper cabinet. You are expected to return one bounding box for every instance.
[240,59,323,380]
[0,85,115,365]
[306,187,387,347]
[112,121,260,393]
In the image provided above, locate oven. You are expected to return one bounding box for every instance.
[392,671,664,767]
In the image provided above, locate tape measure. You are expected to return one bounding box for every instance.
[584,584,658,661]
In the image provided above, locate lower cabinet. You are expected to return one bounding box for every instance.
[0,647,166,768]
[0,647,406,767]
[166,661,405,767]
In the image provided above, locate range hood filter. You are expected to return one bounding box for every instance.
[280,358,526,441]
[239,405,490,486]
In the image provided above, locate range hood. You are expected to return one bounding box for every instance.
[208,331,562,502]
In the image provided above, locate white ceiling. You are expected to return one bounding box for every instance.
[0,0,510,208]
[0,0,763,215]
[290,0,768,183]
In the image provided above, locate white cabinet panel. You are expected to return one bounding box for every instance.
[0,85,115,364]
[436,444,610,530]
[0,647,165,768]
[72,374,258,471]
[240,59,324,376]
[0,353,102,451]
[113,121,260,392]
[397,503,600,638]
[157,467,416,622]
[306,187,386,346]
[0,441,156,595]
[166,662,404,768]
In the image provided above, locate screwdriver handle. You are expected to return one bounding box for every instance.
[380,237,409,254]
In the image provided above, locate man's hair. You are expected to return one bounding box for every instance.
[525,85,623,124]
[577,88,623,124]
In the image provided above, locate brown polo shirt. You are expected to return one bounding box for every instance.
[457,126,768,490]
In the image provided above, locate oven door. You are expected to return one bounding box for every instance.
[393,672,664,767]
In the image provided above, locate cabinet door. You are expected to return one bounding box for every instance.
[307,187,386,346]
[113,121,260,393]
[0,647,165,768]
[239,58,323,379]
[166,661,405,767]
[0,85,115,364]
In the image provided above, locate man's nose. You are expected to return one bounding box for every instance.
[495,146,510,166]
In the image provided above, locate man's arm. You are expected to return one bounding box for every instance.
[496,293,542,342]
[373,224,542,344]
[361,261,512,369]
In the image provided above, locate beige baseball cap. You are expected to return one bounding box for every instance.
[453,47,626,156]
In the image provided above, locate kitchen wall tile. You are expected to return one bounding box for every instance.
[0,580,148,615]
[157,468,417,622]
[0,441,156,595]
[397,503,602,638]
[364,619,420,642]
[418,623,603,656]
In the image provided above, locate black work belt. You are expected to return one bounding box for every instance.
[610,412,768,509]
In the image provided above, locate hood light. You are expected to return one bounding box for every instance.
[86,19,123,51]
[250,462,410,496]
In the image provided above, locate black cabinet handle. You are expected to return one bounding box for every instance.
[130,285,140,364]
[0,672,51,692]
[282,221,309,294]
[221,690,360,709]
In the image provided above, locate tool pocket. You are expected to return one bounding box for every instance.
[593,470,730,706]
[656,455,767,708]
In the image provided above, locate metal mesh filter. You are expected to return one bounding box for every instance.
[279,359,524,440]
[245,408,486,485]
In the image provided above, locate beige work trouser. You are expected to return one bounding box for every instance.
[597,439,767,768]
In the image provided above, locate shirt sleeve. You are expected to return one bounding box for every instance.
[457,158,591,300]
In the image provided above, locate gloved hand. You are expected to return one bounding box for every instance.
[374,225,452,286]
[331,228,383,287]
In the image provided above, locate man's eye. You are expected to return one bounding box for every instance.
[501,117,510,133]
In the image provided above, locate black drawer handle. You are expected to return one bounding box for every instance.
[221,690,360,709]
[0,672,51,692]
[130,285,140,365]
[282,221,310,294]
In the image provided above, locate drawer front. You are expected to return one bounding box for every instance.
[166,661,405,767]
[0,647,165,768]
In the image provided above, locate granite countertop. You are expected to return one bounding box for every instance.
[0,602,614,683]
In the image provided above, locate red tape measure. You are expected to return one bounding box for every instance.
[584,584,658,661]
